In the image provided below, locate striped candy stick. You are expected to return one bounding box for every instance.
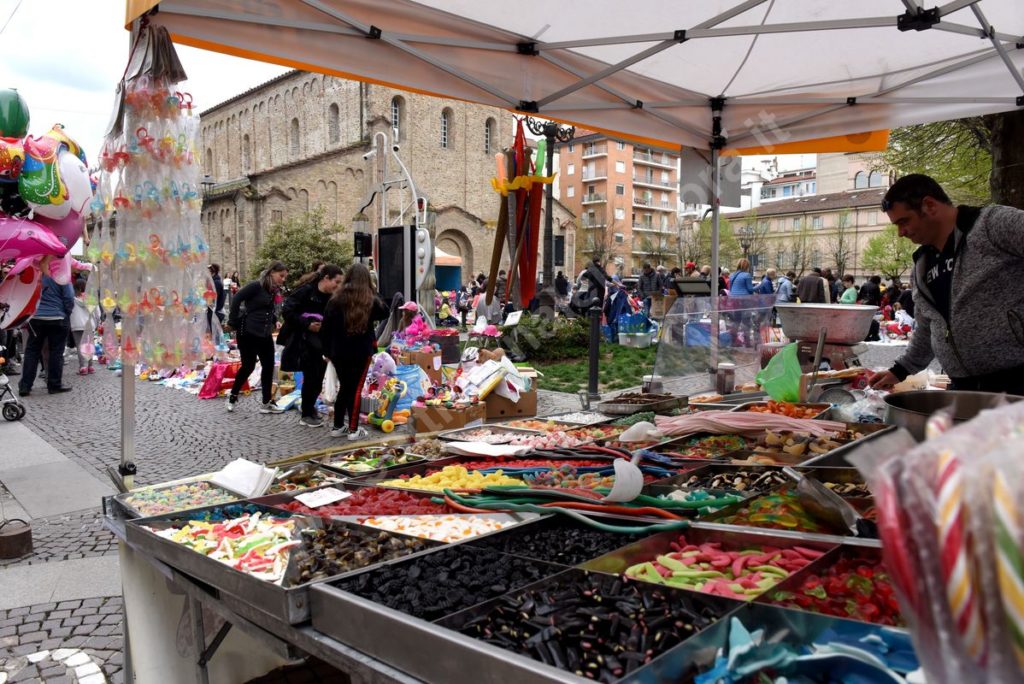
[994,470,1024,668]
[936,450,987,664]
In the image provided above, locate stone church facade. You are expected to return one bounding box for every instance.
[199,70,575,282]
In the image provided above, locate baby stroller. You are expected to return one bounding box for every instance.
[0,346,25,421]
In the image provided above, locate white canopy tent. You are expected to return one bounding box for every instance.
[126,0,1024,371]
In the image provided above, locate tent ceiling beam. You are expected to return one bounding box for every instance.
[533,0,772,112]
[730,96,1017,105]
[160,2,361,35]
[299,0,521,106]
[970,3,1024,96]
[938,0,982,15]
[539,0,769,50]
[537,52,711,141]
[727,104,850,146]
[873,44,1002,98]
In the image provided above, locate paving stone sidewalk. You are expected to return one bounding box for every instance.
[0,597,123,684]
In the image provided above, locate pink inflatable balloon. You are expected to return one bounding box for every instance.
[0,266,42,330]
[0,215,67,261]
[49,252,72,285]
[35,209,85,250]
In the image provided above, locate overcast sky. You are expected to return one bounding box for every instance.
[0,0,287,163]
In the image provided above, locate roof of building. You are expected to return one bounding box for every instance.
[723,188,886,219]
[201,69,303,116]
[764,172,816,186]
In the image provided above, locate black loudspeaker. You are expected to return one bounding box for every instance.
[554,235,565,266]
[354,232,373,257]
[376,226,417,303]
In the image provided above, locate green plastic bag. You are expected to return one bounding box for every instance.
[756,343,803,402]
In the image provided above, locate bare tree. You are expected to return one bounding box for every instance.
[736,209,772,270]
[782,221,815,277]
[677,219,705,267]
[638,231,675,268]
[574,214,621,268]
[826,209,855,277]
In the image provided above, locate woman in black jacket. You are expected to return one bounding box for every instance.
[321,263,390,440]
[280,264,343,427]
[226,261,288,413]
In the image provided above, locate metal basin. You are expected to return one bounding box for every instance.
[775,304,877,344]
[884,390,1023,441]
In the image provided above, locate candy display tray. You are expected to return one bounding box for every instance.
[264,466,347,495]
[579,527,838,600]
[343,459,518,495]
[318,447,428,478]
[125,502,442,624]
[800,423,897,467]
[648,463,787,494]
[596,394,684,416]
[641,482,761,517]
[730,401,833,420]
[541,411,614,426]
[111,480,242,520]
[752,544,901,626]
[435,568,741,683]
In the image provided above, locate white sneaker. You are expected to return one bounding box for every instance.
[226,397,236,412]
[329,427,349,438]
[259,402,285,414]
[347,427,369,441]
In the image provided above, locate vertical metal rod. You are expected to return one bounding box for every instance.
[587,308,601,400]
[709,146,721,382]
[542,127,555,288]
[190,597,210,684]
[120,366,135,468]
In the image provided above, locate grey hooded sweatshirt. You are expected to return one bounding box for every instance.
[891,205,1024,382]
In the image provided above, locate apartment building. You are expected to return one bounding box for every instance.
[555,132,679,274]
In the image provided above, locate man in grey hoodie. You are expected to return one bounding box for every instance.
[869,174,1024,394]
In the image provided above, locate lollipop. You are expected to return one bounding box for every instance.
[994,470,1024,668]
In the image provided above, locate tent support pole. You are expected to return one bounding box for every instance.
[709,145,721,385]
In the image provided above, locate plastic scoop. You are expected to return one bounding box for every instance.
[602,453,645,502]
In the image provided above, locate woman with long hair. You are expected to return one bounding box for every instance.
[280,263,344,427]
[225,261,288,413]
[321,263,390,440]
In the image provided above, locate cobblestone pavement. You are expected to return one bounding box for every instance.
[0,597,123,683]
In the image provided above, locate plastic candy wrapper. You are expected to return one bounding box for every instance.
[833,388,888,424]
[755,342,802,402]
[851,401,1024,683]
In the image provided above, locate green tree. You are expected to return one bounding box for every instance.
[879,118,991,206]
[251,207,353,287]
[696,216,740,269]
[861,225,915,280]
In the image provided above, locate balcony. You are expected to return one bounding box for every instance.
[581,144,607,159]
[633,151,677,169]
[581,192,606,204]
[632,196,676,211]
[632,174,676,191]
[581,170,607,181]
[581,220,607,229]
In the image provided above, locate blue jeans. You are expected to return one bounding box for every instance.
[19,319,69,392]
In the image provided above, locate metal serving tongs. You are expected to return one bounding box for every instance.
[274,457,326,485]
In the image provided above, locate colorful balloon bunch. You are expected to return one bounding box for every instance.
[854,400,1024,684]
[0,89,95,330]
[90,72,218,369]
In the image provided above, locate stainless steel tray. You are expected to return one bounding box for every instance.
[596,393,683,415]
[437,425,543,442]
[319,445,427,478]
[580,527,838,599]
[731,401,833,421]
[800,423,897,467]
[540,411,614,426]
[125,502,441,624]
[263,465,347,495]
[342,459,486,495]
[112,480,242,520]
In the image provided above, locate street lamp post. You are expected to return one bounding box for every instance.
[525,117,574,312]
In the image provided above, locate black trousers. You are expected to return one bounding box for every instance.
[231,332,275,404]
[300,353,327,418]
[19,319,69,392]
[330,355,371,430]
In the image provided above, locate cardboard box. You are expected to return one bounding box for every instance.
[485,388,538,419]
[399,350,443,386]
[412,403,486,433]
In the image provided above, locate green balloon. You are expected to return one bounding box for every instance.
[0,89,30,138]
